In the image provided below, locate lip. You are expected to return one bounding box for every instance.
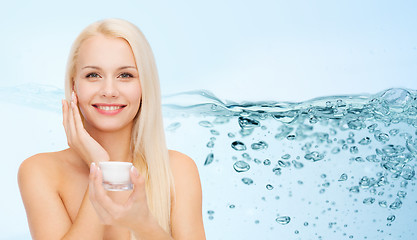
[92,103,126,116]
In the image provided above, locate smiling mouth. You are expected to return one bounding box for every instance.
[92,105,127,111]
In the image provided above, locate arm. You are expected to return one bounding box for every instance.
[18,155,104,240]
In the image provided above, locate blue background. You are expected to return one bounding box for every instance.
[1,0,416,101]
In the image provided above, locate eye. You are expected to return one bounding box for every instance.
[86,72,100,78]
[119,72,134,78]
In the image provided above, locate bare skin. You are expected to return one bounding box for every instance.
[18,35,205,239]
[18,148,204,240]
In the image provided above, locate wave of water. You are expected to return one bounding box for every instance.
[163,87,417,239]
[2,84,416,239]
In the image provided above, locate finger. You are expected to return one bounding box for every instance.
[69,98,78,136]
[88,163,98,200]
[66,94,76,138]
[93,167,122,215]
[126,166,147,206]
[62,99,73,146]
[62,99,68,134]
[89,163,113,224]
[71,91,85,134]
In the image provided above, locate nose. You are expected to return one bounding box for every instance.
[100,79,119,98]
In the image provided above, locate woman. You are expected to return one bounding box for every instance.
[18,18,205,239]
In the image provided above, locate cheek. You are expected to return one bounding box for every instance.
[76,92,90,108]
[125,84,142,106]
[74,82,93,110]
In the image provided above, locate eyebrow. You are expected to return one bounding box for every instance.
[82,66,137,70]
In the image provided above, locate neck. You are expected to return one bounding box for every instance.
[85,123,133,163]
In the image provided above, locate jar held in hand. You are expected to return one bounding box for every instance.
[98,162,133,191]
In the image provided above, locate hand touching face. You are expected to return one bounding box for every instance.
[62,92,110,165]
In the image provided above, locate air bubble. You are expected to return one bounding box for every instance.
[263,159,271,165]
[210,129,220,135]
[292,160,304,169]
[251,141,268,150]
[278,160,290,168]
[359,137,371,145]
[231,141,246,151]
[199,121,213,128]
[348,119,366,130]
[387,215,396,222]
[389,129,399,136]
[242,178,254,185]
[304,151,325,161]
[350,146,359,154]
[286,135,296,140]
[375,132,390,143]
[379,200,387,208]
[238,116,260,129]
[275,216,291,225]
[397,191,407,198]
[204,153,214,166]
[238,154,248,161]
[233,161,250,173]
[389,198,402,210]
[363,197,375,205]
[331,147,341,154]
[338,173,348,181]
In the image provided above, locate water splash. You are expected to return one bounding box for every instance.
[3,84,417,239]
[162,87,417,239]
[0,83,64,112]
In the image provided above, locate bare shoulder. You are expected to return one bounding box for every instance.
[168,150,202,187]
[18,150,68,190]
[19,152,58,180]
[168,150,199,174]
[168,149,202,194]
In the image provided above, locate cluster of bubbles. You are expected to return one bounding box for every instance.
[164,88,416,239]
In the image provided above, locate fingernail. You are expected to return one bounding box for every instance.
[90,162,96,174]
[131,166,139,177]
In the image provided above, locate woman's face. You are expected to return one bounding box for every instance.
[74,34,141,133]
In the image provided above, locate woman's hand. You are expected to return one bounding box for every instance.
[88,163,151,231]
[62,91,110,165]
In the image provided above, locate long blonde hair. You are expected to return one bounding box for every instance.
[64,18,173,233]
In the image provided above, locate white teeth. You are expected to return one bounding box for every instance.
[97,106,122,111]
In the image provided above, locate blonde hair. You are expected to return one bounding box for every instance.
[64,18,173,233]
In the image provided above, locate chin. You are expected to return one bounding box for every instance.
[84,120,133,133]
[100,123,133,132]
[96,125,127,133]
